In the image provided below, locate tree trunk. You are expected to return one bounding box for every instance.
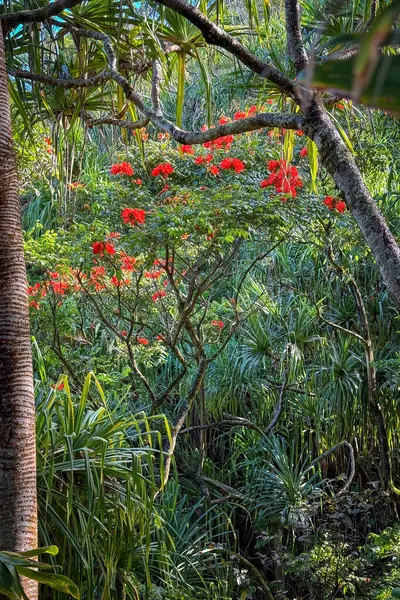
[0,29,37,599]
[304,98,400,308]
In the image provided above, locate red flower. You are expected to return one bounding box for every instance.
[210,165,220,176]
[110,162,134,176]
[195,156,205,164]
[268,159,280,172]
[104,242,116,255]
[219,116,230,124]
[50,281,68,295]
[51,381,64,390]
[134,179,143,185]
[92,241,103,255]
[181,144,194,154]
[120,253,137,271]
[145,270,163,279]
[220,157,245,173]
[220,158,233,170]
[211,320,224,329]
[92,241,116,255]
[205,153,213,163]
[137,337,149,345]
[151,163,174,178]
[336,200,346,213]
[108,232,120,238]
[121,207,146,226]
[234,111,246,120]
[295,130,304,136]
[44,137,52,145]
[262,159,303,197]
[199,186,207,190]
[156,334,165,342]
[203,135,234,151]
[201,124,208,131]
[247,105,257,115]
[323,196,335,210]
[152,290,167,301]
[299,147,308,157]
[267,99,274,105]
[121,330,128,337]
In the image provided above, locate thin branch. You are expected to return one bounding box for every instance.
[1,0,84,32]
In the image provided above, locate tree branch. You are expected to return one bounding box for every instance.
[284,0,308,72]
[1,0,84,32]
[152,0,295,96]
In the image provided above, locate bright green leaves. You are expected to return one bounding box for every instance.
[303,54,400,112]
[0,547,79,600]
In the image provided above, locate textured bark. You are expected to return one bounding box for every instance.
[303,99,400,307]
[0,30,37,598]
[285,0,308,72]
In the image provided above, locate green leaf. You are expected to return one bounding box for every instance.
[19,546,59,558]
[16,568,80,599]
[303,54,400,112]
[392,589,400,598]
[0,562,24,600]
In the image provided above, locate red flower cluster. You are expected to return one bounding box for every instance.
[50,281,69,295]
[145,270,163,280]
[133,179,143,185]
[28,282,47,299]
[210,165,220,176]
[234,111,247,120]
[121,208,146,226]
[260,159,303,197]
[138,337,149,345]
[195,153,213,165]
[92,241,116,256]
[323,196,347,213]
[220,157,245,173]
[211,320,224,329]
[120,253,137,271]
[181,144,194,154]
[299,147,308,158]
[110,162,134,176]
[110,275,131,287]
[152,290,167,302]
[151,163,174,178]
[203,135,234,151]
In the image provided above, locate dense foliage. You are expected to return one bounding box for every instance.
[3,0,400,598]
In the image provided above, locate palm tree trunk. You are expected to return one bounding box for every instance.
[0,29,37,599]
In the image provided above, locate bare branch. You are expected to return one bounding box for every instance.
[88,116,150,128]
[11,69,110,88]
[1,0,84,32]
